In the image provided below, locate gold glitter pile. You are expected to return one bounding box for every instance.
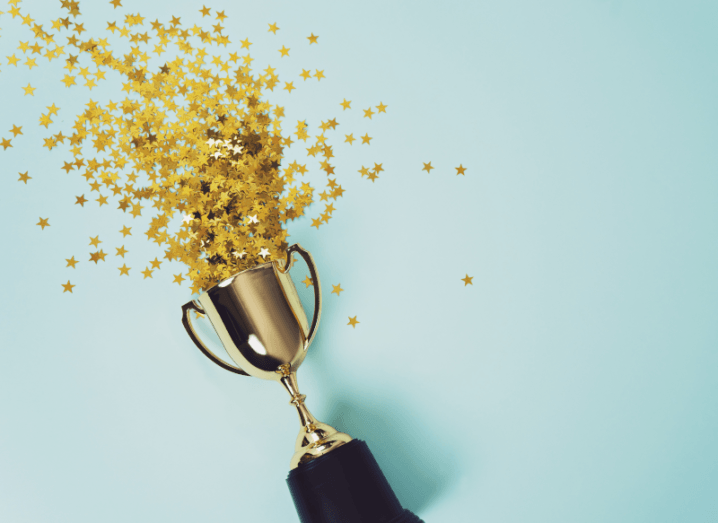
[2,0,387,294]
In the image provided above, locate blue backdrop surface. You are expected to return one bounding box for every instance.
[1,0,717,522]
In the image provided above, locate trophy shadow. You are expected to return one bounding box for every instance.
[323,393,459,514]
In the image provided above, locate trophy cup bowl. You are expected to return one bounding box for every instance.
[182,244,424,523]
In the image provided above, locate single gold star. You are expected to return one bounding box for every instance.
[18,171,31,184]
[118,264,131,276]
[278,45,290,57]
[283,82,295,93]
[300,69,312,81]
[89,252,100,264]
[455,164,467,176]
[37,217,50,229]
[340,99,351,110]
[115,245,128,257]
[22,83,36,96]
[268,22,279,34]
[360,133,372,145]
[348,316,359,328]
[89,235,101,247]
[141,267,153,279]
[307,33,318,44]
[119,225,132,237]
[150,257,162,269]
[173,273,186,285]
[109,0,122,8]
[96,250,108,262]
[363,107,374,119]
[422,162,434,173]
[10,125,22,137]
[65,256,79,268]
[461,274,474,286]
[62,280,75,293]
[376,102,388,113]
[314,69,325,80]
[1,138,12,150]
[75,195,87,206]
[331,283,344,296]
[302,275,313,288]
[215,10,227,21]
[199,5,211,16]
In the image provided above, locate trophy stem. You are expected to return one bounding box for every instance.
[279,370,319,431]
[277,364,353,470]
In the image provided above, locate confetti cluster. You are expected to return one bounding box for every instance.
[1,0,472,315]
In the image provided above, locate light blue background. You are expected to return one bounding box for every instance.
[1,0,717,522]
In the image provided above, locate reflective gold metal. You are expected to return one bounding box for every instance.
[182,244,352,469]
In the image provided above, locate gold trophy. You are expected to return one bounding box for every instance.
[182,244,424,523]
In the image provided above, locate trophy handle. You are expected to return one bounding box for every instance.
[181,300,250,376]
[281,244,322,347]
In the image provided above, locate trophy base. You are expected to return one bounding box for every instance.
[286,439,425,523]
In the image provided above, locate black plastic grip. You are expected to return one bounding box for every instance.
[286,439,425,523]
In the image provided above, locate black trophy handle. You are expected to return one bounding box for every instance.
[282,244,322,346]
[181,300,249,376]
[287,440,425,523]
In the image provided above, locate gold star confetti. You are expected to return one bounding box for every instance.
[118,264,131,276]
[62,280,75,293]
[89,236,101,248]
[18,171,31,184]
[461,274,474,286]
[37,217,50,230]
[0,4,396,295]
[302,275,313,288]
[348,316,359,328]
[141,267,153,279]
[422,162,434,173]
[119,226,132,237]
[331,283,344,296]
[173,273,186,285]
[376,102,387,113]
[115,246,128,258]
[66,256,79,268]
[456,165,467,175]
[363,107,374,119]
[150,258,162,270]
